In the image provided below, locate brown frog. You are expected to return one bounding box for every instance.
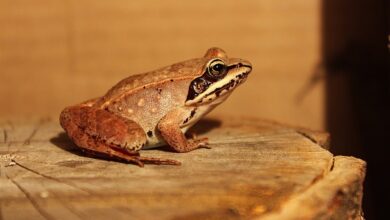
[60,47,252,166]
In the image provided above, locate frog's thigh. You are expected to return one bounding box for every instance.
[157,109,208,153]
[60,105,147,152]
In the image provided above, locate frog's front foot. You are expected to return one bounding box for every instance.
[158,110,212,153]
[188,137,211,150]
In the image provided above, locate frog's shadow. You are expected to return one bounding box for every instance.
[50,118,222,156]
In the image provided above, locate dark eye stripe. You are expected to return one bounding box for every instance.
[186,77,212,100]
[193,78,207,93]
[186,59,241,102]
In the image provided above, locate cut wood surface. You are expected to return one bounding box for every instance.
[0,117,365,220]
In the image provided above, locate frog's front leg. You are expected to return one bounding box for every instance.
[60,105,181,166]
[157,109,209,153]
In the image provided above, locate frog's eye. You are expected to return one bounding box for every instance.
[207,59,227,78]
[193,78,207,93]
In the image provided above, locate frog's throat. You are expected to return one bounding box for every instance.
[185,67,250,106]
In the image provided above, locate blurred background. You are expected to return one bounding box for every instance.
[0,0,388,219]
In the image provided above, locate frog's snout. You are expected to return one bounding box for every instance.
[239,60,252,75]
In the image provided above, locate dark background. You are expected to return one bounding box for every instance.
[323,0,389,219]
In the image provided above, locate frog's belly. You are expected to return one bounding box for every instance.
[142,104,219,149]
[142,124,195,149]
[143,140,165,149]
[141,125,190,149]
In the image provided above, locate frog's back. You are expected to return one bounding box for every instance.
[94,58,205,106]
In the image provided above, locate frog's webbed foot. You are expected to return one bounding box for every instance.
[60,105,181,167]
[137,156,181,166]
[188,133,211,149]
[158,110,211,153]
[103,147,181,167]
[189,137,211,150]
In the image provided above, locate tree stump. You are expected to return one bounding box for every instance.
[0,117,366,220]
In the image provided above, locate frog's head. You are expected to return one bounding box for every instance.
[185,47,252,106]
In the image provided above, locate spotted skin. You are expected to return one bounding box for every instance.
[59,47,252,166]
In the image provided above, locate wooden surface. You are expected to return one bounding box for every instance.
[0,117,365,219]
[0,0,324,130]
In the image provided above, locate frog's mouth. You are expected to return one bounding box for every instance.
[209,71,249,98]
[185,65,251,106]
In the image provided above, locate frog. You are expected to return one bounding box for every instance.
[59,47,252,167]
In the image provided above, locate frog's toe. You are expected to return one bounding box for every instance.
[138,156,181,166]
[189,137,210,149]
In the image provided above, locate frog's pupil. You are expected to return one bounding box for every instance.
[213,64,222,72]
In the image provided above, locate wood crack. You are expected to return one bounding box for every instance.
[262,155,336,219]
[296,131,319,146]
[5,174,54,220]
[295,129,330,149]
[311,156,335,186]
[12,159,92,195]
[329,156,335,172]
[260,157,365,220]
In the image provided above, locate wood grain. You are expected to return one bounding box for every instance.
[0,117,365,219]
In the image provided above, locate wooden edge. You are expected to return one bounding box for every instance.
[258,156,366,220]
[295,128,330,150]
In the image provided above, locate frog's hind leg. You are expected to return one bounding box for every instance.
[59,105,181,166]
